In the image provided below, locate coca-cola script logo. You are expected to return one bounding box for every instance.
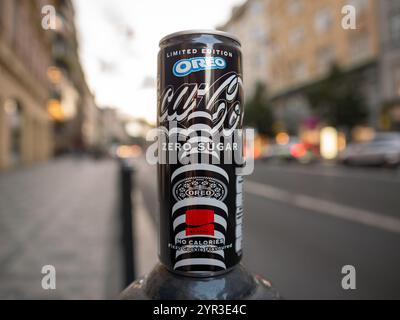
[159,72,243,134]
[146,71,255,175]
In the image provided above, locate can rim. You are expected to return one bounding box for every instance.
[159,29,241,47]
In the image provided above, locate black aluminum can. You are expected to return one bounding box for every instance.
[157,30,244,276]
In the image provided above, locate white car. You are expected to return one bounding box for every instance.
[339,133,400,167]
[261,138,301,161]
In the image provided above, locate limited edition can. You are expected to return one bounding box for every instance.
[157,30,244,276]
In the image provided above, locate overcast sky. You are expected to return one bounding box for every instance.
[73,0,245,124]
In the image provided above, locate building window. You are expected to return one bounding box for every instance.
[314,8,333,34]
[4,99,23,165]
[392,65,400,96]
[11,0,22,49]
[349,33,371,63]
[268,40,281,56]
[347,0,369,15]
[292,62,308,81]
[288,0,303,15]
[390,14,400,42]
[0,0,4,29]
[389,0,400,12]
[316,46,336,74]
[289,27,305,46]
[251,27,265,42]
[252,53,265,69]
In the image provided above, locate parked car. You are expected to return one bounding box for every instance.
[261,137,315,163]
[338,133,400,167]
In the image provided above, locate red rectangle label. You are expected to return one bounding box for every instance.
[186,209,214,225]
[185,209,214,236]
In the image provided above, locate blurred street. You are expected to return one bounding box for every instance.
[135,158,400,299]
[244,162,400,299]
[0,157,123,299]
[2,155,399,299]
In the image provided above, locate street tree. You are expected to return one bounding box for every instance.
[306,65,369,131]
[244,82,275,137]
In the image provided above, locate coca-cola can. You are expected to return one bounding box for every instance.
[157,30,244,277]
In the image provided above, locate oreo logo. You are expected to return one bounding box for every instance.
[173,57,226,77]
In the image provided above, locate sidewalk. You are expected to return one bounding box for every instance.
[131,157,158,278]
[0,156,123,299]
[132,189,158,278]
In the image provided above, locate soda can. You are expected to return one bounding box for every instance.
[157,30,244,276]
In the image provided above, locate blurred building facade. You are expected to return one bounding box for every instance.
[219,0,269,98]
[265,0,379,93]
[0,0,54,169]
[98,107,129,150]
[0,0,112,170]
[378,0,400,130]
[266,0,380,133]
[219,0,397,133]
[50,0,102,155]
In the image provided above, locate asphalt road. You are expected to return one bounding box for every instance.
[135,158,400,299]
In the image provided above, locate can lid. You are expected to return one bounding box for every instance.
[159,29,241,47]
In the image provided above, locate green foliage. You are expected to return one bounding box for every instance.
[244,82,275,137]
[306,65,369,129]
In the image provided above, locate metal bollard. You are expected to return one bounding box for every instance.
[120,263,279,300]
[120,160,135,287]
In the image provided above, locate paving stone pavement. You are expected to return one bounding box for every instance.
[0,156,124,299]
